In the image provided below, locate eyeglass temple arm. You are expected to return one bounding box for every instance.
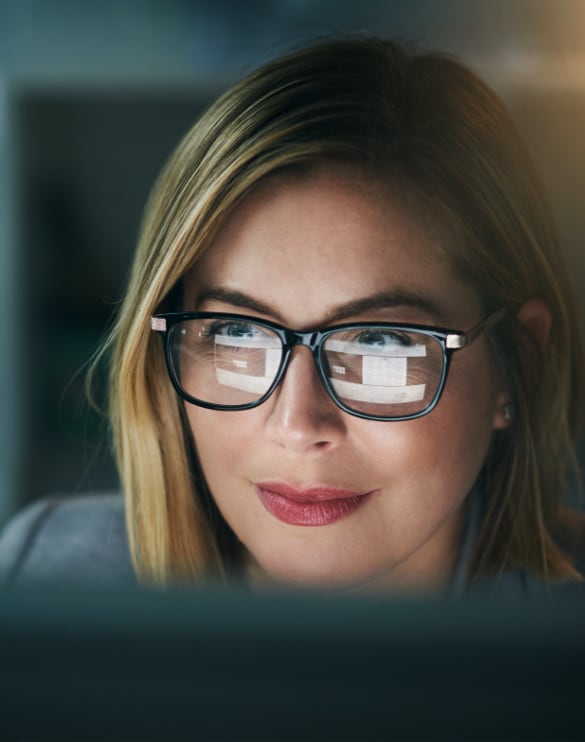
[445,307,508,350]
[151,317,167,332]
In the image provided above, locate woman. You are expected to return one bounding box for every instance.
[1,36,584,593]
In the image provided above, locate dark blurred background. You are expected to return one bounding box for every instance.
[0,0,584,524]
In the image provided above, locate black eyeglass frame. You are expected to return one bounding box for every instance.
[151,307,508,422]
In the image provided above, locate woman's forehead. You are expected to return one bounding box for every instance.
[183,168,481,327]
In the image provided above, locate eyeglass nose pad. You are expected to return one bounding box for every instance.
[269,345,345,432]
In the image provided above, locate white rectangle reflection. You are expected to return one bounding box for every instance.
[327,339,427,357]
[331,378,426,404]
[363,356,406,386]
[216,368,272,395]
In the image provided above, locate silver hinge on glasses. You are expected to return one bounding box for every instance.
[445,334,467,350]
[151,317,167,332]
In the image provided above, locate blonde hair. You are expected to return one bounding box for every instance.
[102,36,584,586]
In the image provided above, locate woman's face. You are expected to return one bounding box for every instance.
[183,168,508,593]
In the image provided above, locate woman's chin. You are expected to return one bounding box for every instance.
[244,551,395,594]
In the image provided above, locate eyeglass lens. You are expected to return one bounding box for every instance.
[169,318,445,417]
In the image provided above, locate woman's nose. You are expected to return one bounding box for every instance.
[265,347,347,453]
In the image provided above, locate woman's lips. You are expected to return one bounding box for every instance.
[255,482,374,526]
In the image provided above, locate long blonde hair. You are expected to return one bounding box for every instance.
[103,36,584,585]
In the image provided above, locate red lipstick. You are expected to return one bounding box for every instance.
[256,482,373,526]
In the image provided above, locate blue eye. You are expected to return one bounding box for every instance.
[223,322,257,338]
[199,320,282,353]
[355,329,412,347]
[204,321,261,339]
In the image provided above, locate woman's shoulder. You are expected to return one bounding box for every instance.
[0,493,136,586]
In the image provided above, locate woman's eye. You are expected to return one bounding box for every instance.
[221,322,258,338]
[355,329,412,347]
[205,321,261,339]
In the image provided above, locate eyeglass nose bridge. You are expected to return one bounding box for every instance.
[277,329,327,383]
[287,329,322,351]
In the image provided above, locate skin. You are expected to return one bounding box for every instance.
[183,167,510,594]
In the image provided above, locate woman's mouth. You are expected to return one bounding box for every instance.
[255,482,374,526]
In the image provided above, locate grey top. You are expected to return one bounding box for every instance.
[0,492,583,595]
[0,494,136,586]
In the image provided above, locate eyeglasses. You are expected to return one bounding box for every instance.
[151,308,507,422]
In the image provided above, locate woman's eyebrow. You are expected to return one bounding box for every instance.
[195,288,279,317]
[323,292,446,324]
[196,287,446,324]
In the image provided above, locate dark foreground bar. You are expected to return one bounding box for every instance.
[0,586,584,741]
